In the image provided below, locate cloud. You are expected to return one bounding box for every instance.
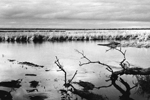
[0,0,150,28]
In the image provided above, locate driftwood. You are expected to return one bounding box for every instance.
[55,56,78,88]
[55,56,107,100]
[76,46,149,100]
[55,45,150,100]
[112,67,150,76]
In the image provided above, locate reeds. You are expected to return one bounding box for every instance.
[0,30,150,43]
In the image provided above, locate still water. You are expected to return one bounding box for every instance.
[0,41,150,100]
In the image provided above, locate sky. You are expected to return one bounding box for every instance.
[0,0,150,28]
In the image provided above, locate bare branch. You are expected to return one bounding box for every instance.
[113,67,150,76]
[114,48,128,70]
[55,56,67,84]
[68,70,78,84]
[76,50,113,73]
[55,56,79,89]
[75,50,91,62]
[55,56,65,72]
[106,67,113,73]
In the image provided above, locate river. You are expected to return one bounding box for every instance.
[0,41,150,100]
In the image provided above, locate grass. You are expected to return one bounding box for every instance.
[121,41,150,48]
[0,30,150,47]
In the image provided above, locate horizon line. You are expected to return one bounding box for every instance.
[1,28,150,30]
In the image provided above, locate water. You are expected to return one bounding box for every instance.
[0,41,150,100]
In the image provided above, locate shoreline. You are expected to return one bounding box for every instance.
[0,30,150,48]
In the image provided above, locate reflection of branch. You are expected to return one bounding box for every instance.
[130,82,138,90]
[113,79,125,95]
[76,48,138,100]
[96,83,113,89]
[120,77,138,91]
[136,75,150,96]
[119,78,130,93]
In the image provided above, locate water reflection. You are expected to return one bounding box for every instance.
[0,90,12,100]
[0,41,150,100]
[136,75,150,99]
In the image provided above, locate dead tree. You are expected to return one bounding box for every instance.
[76,47,146,100]
[55,56,107,100]
[55,46,150,100]
[55,56,78,88]
[55,56,78,100]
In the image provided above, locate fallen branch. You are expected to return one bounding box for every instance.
[76,47,148,100]
[76,50,113,73]
[55,56,67,85]
[55,56,78,88]
[68,70,78,84]
[113,67,150,76]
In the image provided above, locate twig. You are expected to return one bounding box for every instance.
[75,50,91,62]
[55,56,67,85]
[76,50,113,73]
[115,48,128,69]
[68,70,78,84]
[55,56,78,89]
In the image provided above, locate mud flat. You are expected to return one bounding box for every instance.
[0,55,106,100]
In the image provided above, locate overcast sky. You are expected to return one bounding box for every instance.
[0,0,150,28]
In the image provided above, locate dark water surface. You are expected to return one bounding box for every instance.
[0,41,150,100]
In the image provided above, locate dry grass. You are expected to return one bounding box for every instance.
[0,30,150,44]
